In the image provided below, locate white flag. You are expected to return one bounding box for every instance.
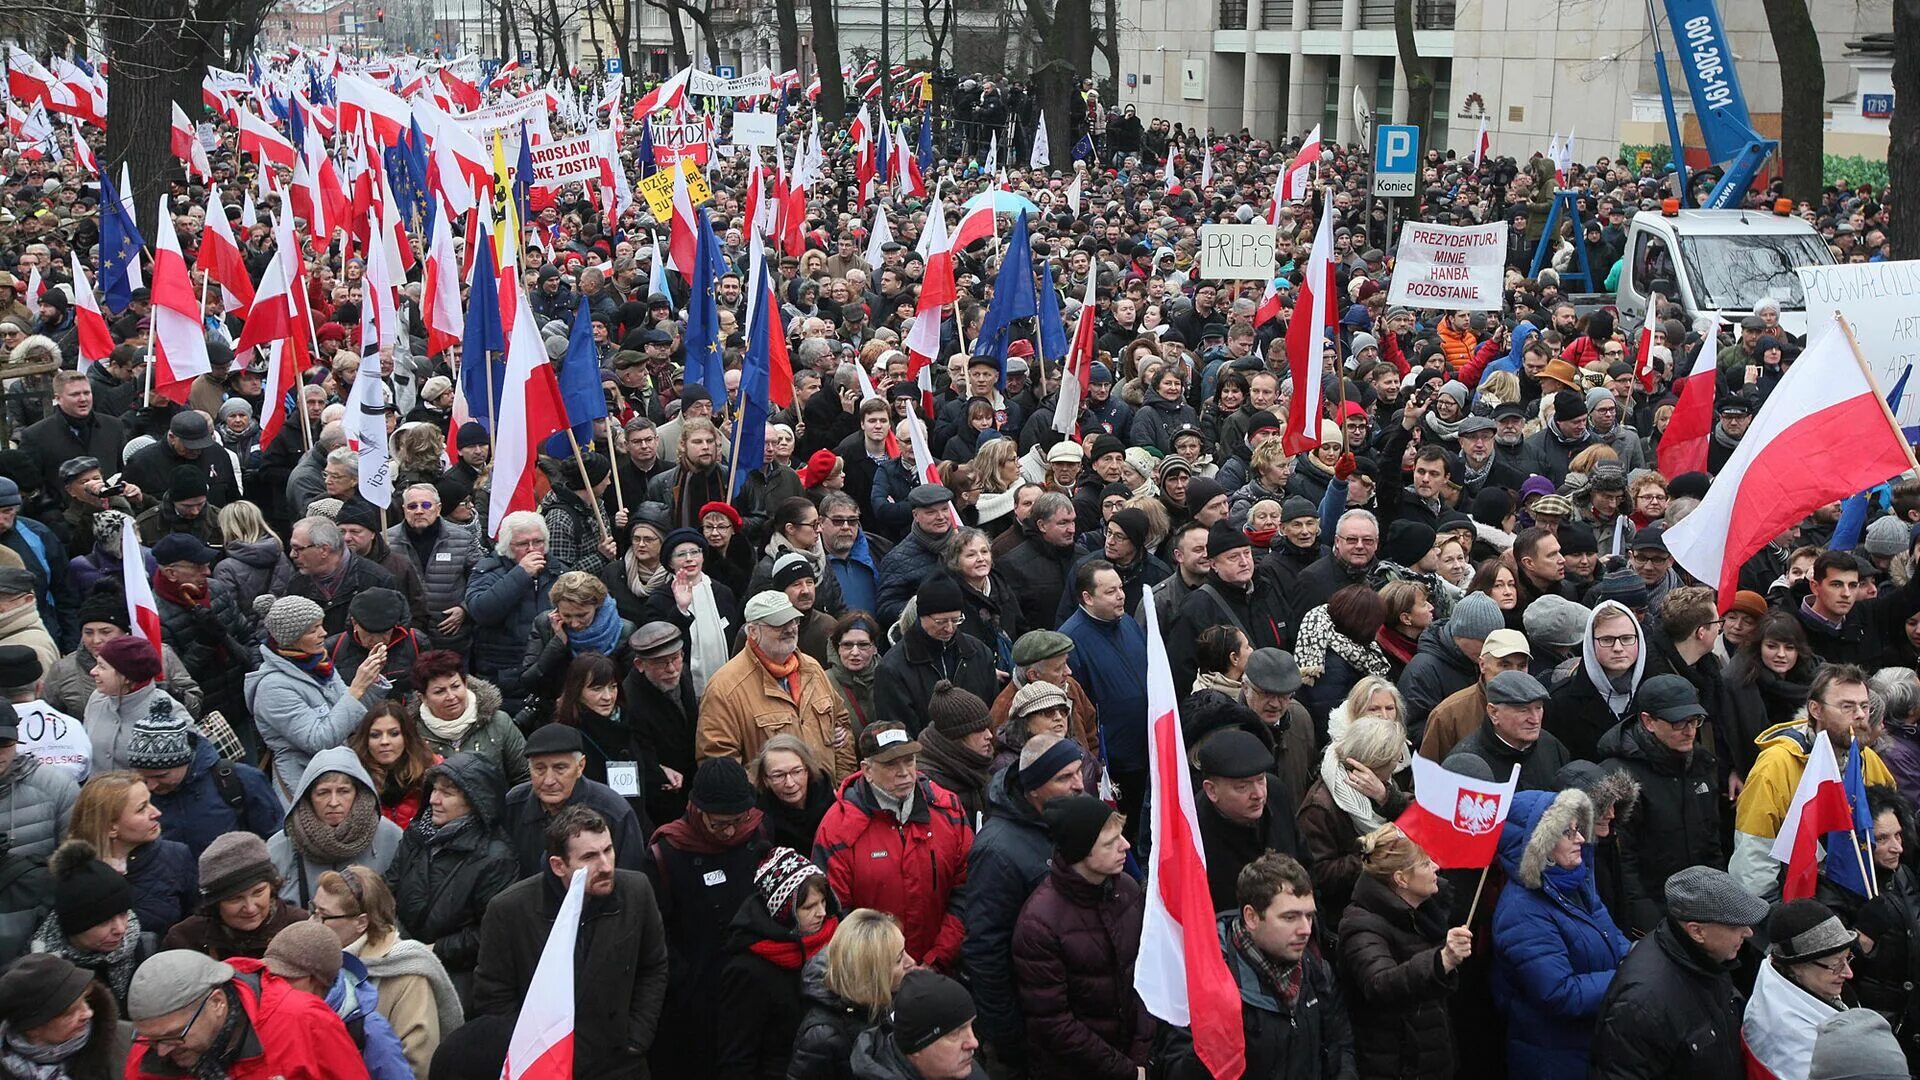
[1030,112,1050,171]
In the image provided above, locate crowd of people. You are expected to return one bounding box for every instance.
[0,54,1903,1080]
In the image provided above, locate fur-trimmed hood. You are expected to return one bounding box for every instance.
[1554,759,1641,828]
[1497,787,1594,890]
[403,675,504,729]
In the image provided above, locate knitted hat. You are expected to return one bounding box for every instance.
[689,757,756,815]
[77,587,130,631]
[1865,515,1910,558]
[754,846,826,925]
[125,702,195,770]
[166,465,208,502]
[1044,794,1116,865]
[1586,566,1651,610]
[49,840,132,936]
[198,831,277,905]
[306,497,343,521]
[456,421,491,449]
[927,679,992,739]
[1552,389,1587,422]
[1556,521,1598,556]
[1207,521,1251,558]
[1447,593,1503,642]
[1282,496,1318,522]
[1187,476,1226,511]
[265,922,344,987]
[1382,520,1437,567]
[916,574,966,617]
[95,635,162,685]
[1729,590,1769,618]
[890,971,977,1055]
[92,509,127,547]
[0,954,93,1030]
[1810,1009,1909,1080]
[1110,507,1150,553]
[264,595,327,648]
[1011,681,1071,719]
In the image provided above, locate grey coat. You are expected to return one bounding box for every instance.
[0,753,77,860]
[43,643,201,721]
[245,647,375,801]
[83,683,196,773]
[265,747,405,907]
[284,443,332,522]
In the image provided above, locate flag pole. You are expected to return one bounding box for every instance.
[564,428,612,539]
[1837,313,1920,472]
[1461,862,1496,927]
[1848,733,1881,900]
[608,429,627,513]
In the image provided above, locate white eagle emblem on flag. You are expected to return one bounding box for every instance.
[1453,792,1502,835]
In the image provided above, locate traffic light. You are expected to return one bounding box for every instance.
[375,6,384,21]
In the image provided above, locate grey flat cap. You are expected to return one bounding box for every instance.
[1244,649,1302,695]
[1484,669,1549,705]
[126,951,235,1021]
[1664,866,1767,927]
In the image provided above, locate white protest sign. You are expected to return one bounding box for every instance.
[689,68,773,97]
[528,135,601,189]
[1799,260,1920,434]
[1197,224,1277,281]
[731,111,777,148]
[452,90,553,141]
[1386,221,1508,310]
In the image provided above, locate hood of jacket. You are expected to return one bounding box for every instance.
[799,948,856,1013]
[1594,715,1692,777]
[425,752,507,827]
[1753,718,1818,763]
[1580,600,1647,716]
[984,765,1048,829]
[284,746,379,826]
[1496,787,1594,889]
[405,676,504,730]
[326,952,382,1023]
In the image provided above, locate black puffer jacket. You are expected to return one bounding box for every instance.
[154,578,257,720]
[1588,919,1746,1080]
[1336,873,1459,1080]
[714,893,832,1080]
[997,523,1077,632]
[382,753,518,991]
[1597,719,1724,936]
[786,950,873,1080]
[872,618,1002,736]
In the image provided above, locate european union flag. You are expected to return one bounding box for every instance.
[544,295,609,457]
[635,122,657,181]
[683,207,726,399]
[97,168,144,315]
[733,254,780,498]
[971,211,1038,389]
[513,120,534,229]
[1825,736,1879,898]
[1072,133,1094,162]
[461,235,505,429]
[917,109,933,174]
[1037,255,1067,361]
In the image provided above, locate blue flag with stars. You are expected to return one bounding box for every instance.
[97,168,144,315]
[1072,133,1095,162]
[1037,256,1067,361]
[1825,736,1879,898]
[544,294,609,457]
[461,235,505,429]
[971,211,1038,389]
[683,207,726,400]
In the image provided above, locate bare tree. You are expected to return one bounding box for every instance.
[1025,0,1091,167]
[1759,0,1821,202]
[811,0,846,121]
[919,0,954,73]
[1893,0,1919,257]
[1394,0,1435,132]
[775,1,799,74]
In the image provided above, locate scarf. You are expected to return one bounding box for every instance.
[672,466,726,528]
[1292,605,1391,682]
[829,661,874,731]
[653,806,765,855]
[750,638,801,684]
[1321,750,1391,836]
[151,568,211,610]
[1423,410,1464,442]
[625,551,667,597]
[1190,670,1244,697]
[419,688,482,743]
[686,573,729,696]
[287,790,382,864]
[32,909,142,1005]
[274,648,335,683]
[1375,627,1419,669]
[746,915,840,970]
[1712,423,1743,450]
[0,1020,89,1080]
[915,725,992,801]
[1244,527,1278,548]
[1230,915,1304,1009]
[569,597,623,657]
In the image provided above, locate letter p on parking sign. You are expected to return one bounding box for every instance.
[1373,124,1420,197]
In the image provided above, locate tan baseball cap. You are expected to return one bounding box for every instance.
[1481,628,1533,659]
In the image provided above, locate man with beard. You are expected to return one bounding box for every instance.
[646,419,727,529]
[1518,390,1593,485]
[1457,414,1525,498]
[1491,400,1530,468]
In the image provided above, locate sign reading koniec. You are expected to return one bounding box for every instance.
[527,135,601,189]
[1386,221,1508,310]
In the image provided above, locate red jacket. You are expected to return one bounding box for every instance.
[812,772,973,971]
[126,958,370,1080]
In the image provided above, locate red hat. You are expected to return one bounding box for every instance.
[801,449,841,488]
[698,501,743,529]
[1007,340,1034,359]
[316,322,349,345]
[1339,400,1368,420]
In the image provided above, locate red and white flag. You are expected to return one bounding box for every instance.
[903,197,953,419]
[68,251,112,374]
[1282,196,1336,455]
[20,265,42,309]
[1053,267,1098,436]
[236,108,296,171]
[487,245,572,536]
[631,67,689,118]
[1474,115,1490,170]
[422,208,464,358]
[1769,733,1854,900]
[1396,754,1521,868]
[149,195,211,403]
[1665,317,1917,599]
[1742,953,1837,1080]
[1656,316,1720,478]
[1135,584,1245,1080]
[1280,125,1320,202]
[666,162,696,274]
[199,190,256,315]
[170,102,211,181]
[501,867,588,1079]
[121,515,163,650]
[1632,294,1663,393]
[1160,152,1180,196]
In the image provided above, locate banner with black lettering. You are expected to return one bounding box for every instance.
[1386,221,1508,311]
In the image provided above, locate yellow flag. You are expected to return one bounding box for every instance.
[490,130,518,270]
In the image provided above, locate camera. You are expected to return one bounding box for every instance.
[98,482,125,499]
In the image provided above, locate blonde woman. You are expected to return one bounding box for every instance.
[1327,674,1411,746]
[1297,715,1412,932]
[789,909,914,1080]
[1339,824,1471,1079]
[213,500,293,610]
[66,770,198,938]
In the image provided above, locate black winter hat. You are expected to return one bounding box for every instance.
[1207,521,1250,558]
[1044,794,1117,864]
[50,840,133,936]
[1382,520,1437,567]
[690,757,756,815]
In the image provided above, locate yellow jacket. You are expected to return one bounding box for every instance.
[1729,720,1893,896]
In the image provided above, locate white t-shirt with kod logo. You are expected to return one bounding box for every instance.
[14,699,91,782]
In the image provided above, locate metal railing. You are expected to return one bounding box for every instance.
[1221,0,1249,29]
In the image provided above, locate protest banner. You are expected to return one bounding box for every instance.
[637,158,713,219]
[1799,260,1920,435]
[650,118,710,166]
[689,68,774,97]
[1197,224,1276,281]
[527,134,600,189]
[452,90,552,140]
[731,111,777,148]
[1386,221,1507,310]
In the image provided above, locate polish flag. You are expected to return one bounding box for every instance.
[170,102,210,181]
[949,193,1001,254]
[487,58,521,90]
[904,197,953,418]
[502,867,588,1079]
[1769,733,1856,900]
[422,208,464,358]
[1253,276,1284,328]
[487,242,572,536]
[1198,143,1213,189]
[632,67,689,118]
[1160,152,1180,196]
[20,265,41,308]
[439,68,481,111]
[66,117,96,175]
[1632,293,1663,393]
[667,162,696,274]
[1134,584,1245,1080]
[1396,754,1522,867]
[1282,196,1336,455]
[1053,267,1098,436]
[199,190,256,315]
[1665,317,1918,600]
[1474,114,1490,170]
[6,48,72,113]
[337,74,411,146]
[1280,124,1320,202]
[1657,316,1720,478]
[149,195,212,403]
[121,515,163,650]
[237,108,296,171]
[68,251,112,374]
[1742,951,1838,1080]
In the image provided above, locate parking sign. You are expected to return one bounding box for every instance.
[1373,124,1419,197]
[716,65,736,79]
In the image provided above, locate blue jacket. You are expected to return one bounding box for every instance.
[464,552,567,696]
[152,736,283,858]
[328,953,414,1080]
[125,836,198,939]
[827,530,881,618]
[962,769,1057,1055]
[1060,608,1148,772]
[868,457,918,540]
[1491,789,1631,1079]
[3,515,76,649]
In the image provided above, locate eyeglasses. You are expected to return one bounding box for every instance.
[310,907,361,923]
[926,614,967,630]
[763,767,809,784]
[404,501,436,511]
[136,988,215,1048]
[1810,953,1853,975]
[1594,634,1639,648]
[827,516,861,527]
[1656,714,1705,729]
[703,811,755,832]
